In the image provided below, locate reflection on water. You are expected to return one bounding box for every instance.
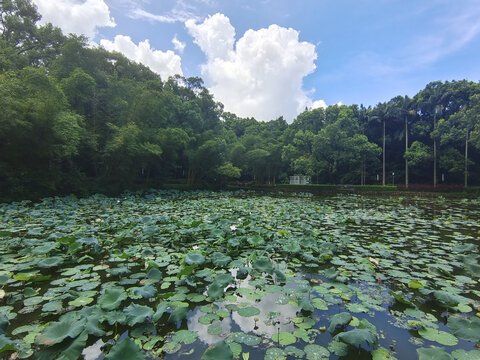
[188,273,299,345]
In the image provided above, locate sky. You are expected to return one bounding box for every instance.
[32,0,480,122]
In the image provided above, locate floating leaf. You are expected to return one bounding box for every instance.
[36,316,86,346]
[304,344,330,360]
[416,347,452,360]
[208,323,222,335]
[124,303,153,326]
[172,330,198,344]
[98,287,127,311]
[447,316,480,342]
[201,340,233,360]
[372,347,398,360]
[237,306,260,317]
[328,312,352,333]
[252,257,273,274]
[105,338,146,360]
[37,256,64,269]
[68,297,94,307]
[185,253,205,265]
[335,329,377,347]
[418,327,458,346]
[146,267,163,281]
[272,332,296,346]
[168,306,189,323]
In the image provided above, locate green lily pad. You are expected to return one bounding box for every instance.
[124,303,154,326]
[335,329,377,347]
[447,316,480,342]
[451,349,480,360]
[146,267,163,281]
[168,306,189,323]
[98,287,128,311]
[201,340,233,360]
[68,297,94,307]
[418,327,458,346]
[36,316,86,346]
[372,347,398,360]
[185,253,206,265]
[252,257,274,274]
[328,312,352,333]
[237,306,260,317]
[172,330,198,344]
[417,347,453,360]
[105,338,146,360]
[272,332,296,346]
[208,323,222,335]
[304,344,330,360]
[37,256,64,268]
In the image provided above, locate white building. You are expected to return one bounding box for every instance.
[289,175,311,185]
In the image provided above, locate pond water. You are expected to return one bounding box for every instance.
[0,191,479,360]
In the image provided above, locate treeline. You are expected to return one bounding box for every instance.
[1,1,480,201]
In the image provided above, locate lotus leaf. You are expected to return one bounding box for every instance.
[272,331,296,346]
[418,327,458,346]
[133,284,157,299]
[335,329,377,347]
[304,344,330,360]
[36,316,86,345]
[185,253,206,265]
[416,347,453,360]
[433,291,461,307]
[284,346,305,357]
[168,306,189,323]
[247,235,264,247]
[0,334,15,353]
[451,349,480,360]
[68,297,94,307]
[447,316,480,342]
[237,306,260,317]
[211,252,232,267]
[207,282,224,299]
[328,340,349,356]
[172,330,198,344]
[146,267,163,281]
[202,340,233,360]
[371,347,398,360]
[37,256,64,269]
[162,341,181,354]
[124,303,154,326]
[229,333,262,346]
[105,338,146,360]
[264,347,285,360]
[328,312,352,333]
[98,287,127,311]
[252,257,273,274]
[452,244,476,253]
[208,323,222,335]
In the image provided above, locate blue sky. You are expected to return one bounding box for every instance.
[33,0,480,121]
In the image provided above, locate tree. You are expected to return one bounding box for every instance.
[439,93,480,187]
[369,102,396,185]
[417,81,451,188]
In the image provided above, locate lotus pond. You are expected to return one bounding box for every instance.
[1,191,480,360]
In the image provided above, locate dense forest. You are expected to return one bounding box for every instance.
[1,0,480,202]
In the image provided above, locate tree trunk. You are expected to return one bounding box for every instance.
[405,116,409,189]
[465,129,469,188]
[382,120,386,186]
[433,112,437,189]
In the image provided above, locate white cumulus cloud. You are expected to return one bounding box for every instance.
[186,13,319,122]
[311,100,327,110]
[172,35,186,53]
[100,35,183,80]
[33,0,115,39]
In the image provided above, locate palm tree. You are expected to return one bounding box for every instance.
[418,82,451,188]
[369,102,396,186]
[391,95,416,188]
